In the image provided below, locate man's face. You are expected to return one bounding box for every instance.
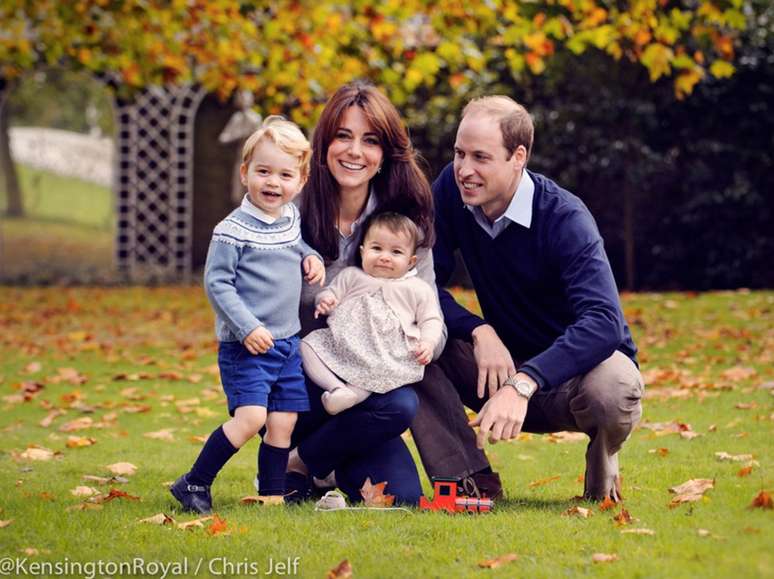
[453,112,524,220]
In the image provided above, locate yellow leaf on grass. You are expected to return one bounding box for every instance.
[70,486,99,497]
[106,462,137,476]
[240,496,284,506]
[177,515,213,530]
[669,478,714,507]
[592,553,618,563]
[144,429,175,442]
[563,506,592,518]
[19,447,56,461]
[478,553,518,568]
[621,528,655,535]
[0,520,13,528]
[66,436,96,448]
[59,417,94,432]
[139,513,176,525]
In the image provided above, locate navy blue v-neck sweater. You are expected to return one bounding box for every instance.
[432,163,638,390]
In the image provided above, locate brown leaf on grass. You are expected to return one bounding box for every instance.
[206,514,229,536]
[122,404,153,414]
[158,371,184,381]
[0,520,13,528]
[360,477,395,507]
[738,466,754,477]
[39,409,65,428]
[640,421,694,437]
[613,508,633,526]
[54,367,88,385]
[599,496,617,511]
[721,366,757,381]
[88,488,140,504]
[16,381,45,400]
[679,431,702,440]
[23,362,42,374]
[326,559,353,579]
[750,490,773,510]
[735,402,758,410]
[669,478,714,507]
[546,431,587,443]
[592,553,618,563]
[563,506,592,518]
[528,475,561,488]
[19,446,57,461]
[648,447,670,457]
[478,553,518,568]
[177,515,213,530]
[144,429,175,442]
[621,528,655,535]
[240,496,284,506]
[139,513,176,525]
[83,474,129,485]
[59,417,93,432]
[189,435,207,444]
[106,462,137,476]
[70,486,99,497]
[120,387,146,400]
[66,436,96,448]
[715,451,754,462]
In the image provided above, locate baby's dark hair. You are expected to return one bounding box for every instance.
[361,212,420,254]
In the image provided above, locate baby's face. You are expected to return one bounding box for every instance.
[360,225,417,279]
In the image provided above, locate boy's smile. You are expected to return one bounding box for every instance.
[240,139,305,218]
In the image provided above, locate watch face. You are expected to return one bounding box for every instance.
[515,380,535,397]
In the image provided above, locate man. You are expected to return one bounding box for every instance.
[412,96,643,502]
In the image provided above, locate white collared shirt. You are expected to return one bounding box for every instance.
[465,171,534,238]
[240,194,293,224]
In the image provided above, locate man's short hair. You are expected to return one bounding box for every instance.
[462,96,534,161]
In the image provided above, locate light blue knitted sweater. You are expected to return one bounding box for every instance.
[204,196,320,342]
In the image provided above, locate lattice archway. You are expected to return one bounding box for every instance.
[115,85,207,281]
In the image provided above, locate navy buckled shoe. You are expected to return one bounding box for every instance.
[170,474,212,514]
[283,472,313,505]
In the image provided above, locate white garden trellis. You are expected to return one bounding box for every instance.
[114,85,207,281]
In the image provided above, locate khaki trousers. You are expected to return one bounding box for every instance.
[411,339,644,500]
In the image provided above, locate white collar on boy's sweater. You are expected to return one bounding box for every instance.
[240,195,293,224]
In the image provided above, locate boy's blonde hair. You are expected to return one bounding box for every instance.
[241,115,312,180]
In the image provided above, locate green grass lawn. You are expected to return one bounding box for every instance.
[0,165,115,283]
[0,288,771,578]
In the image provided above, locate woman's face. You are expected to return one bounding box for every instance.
[325,105,384,197]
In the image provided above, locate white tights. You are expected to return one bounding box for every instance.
[299,342,370,415]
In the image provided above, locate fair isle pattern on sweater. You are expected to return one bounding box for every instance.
[212,206,302,250]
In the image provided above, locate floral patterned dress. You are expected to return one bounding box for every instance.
[302,288,423,393]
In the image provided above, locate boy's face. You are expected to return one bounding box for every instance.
[240,139,305,218]
[360,225,417,279]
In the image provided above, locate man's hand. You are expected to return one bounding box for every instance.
[471,324,516,398]
[414,340,433,365]
[314,293,338,319]
[243,326,274,355]
[468,386,528,448]
[303,255,326,286]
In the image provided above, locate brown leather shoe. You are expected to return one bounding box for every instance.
[461,471,504,500]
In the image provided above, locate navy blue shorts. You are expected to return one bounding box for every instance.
[218,336,310,415]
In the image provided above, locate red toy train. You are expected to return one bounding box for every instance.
[419,478,494,514]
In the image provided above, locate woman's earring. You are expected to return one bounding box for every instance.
[377,165,382,174]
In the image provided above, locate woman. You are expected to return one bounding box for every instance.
[284,81,444,505]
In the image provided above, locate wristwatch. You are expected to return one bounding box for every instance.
[503,375,538,400]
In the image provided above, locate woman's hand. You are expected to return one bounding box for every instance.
[314,294,339,319]
[303,256,326,286]
[243,326,274,355]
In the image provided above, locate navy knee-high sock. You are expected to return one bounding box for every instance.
[188,425,238,486]
[258,442,290,496]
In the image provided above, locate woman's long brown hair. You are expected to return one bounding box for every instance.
[300,81,434,262]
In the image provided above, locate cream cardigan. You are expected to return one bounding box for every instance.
[315,266,444,348]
